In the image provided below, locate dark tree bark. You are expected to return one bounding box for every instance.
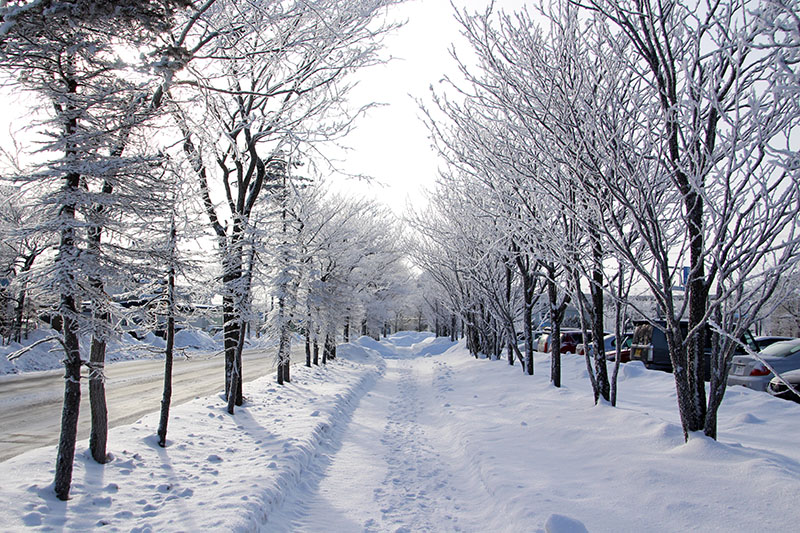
[55,307,81,501]
[227,321,245,414]
[87,179,114,464]
[305,328,312,367]
[157,306,174,447]
[53,68,82,501]
[546,268,567,389]
[157,223,177,447]
[88,337,108,463]
[590,237,610,403]
[54,172,82,500]
[12,253,37,343]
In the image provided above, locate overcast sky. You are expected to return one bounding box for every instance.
[329,0,529,215]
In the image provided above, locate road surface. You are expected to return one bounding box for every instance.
[0,346,305,462]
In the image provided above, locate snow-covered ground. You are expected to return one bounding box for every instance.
[1,331,798,532]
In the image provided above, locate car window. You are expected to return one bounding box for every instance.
[742,330,759,353]
[761,340,800,358]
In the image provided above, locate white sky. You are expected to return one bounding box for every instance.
[328,0,530,215]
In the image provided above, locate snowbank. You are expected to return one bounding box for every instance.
[0,342,385,531]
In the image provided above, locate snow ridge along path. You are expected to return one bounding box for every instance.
[0,342,386,532]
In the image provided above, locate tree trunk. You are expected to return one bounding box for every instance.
[322,334,329,365]
[313,340,319,365]
[157,241,176,447]
[610,272,625,407]
[522,272,534,375]
[547,274,564,388]
[685,189,708,433]
[55,309,81,501]
[157,309,174,447]
[13,286,26,343]
[227,321,245,414]
[591,239,610,403]
[53,81,81,500]
[277,315,290,384]
[305,328,312,367]
[88,337,108,463]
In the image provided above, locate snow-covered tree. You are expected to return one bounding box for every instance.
[0,0,198,500]
[171,0,404,407]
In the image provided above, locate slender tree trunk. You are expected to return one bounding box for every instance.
[53,69,82,501]
[13,285,26,343]
[305,328,312,367]
[520,270,534,375]
[322,334,330,365]
[55,205,82,499]
[547,274,564,388]
[591,238,610,403]
[55,308,81,501]
[227,322,245,414]
[88,336,108,463]
[157,305,174,446]
[313,340,319,365]
[610,271,624,407]
[277,310,290,384]
[157,224,177,447]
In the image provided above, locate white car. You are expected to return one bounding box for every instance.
[728,339,800,391]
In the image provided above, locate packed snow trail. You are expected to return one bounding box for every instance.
[267,332,500,532]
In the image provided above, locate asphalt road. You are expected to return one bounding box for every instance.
[0,345,305,462]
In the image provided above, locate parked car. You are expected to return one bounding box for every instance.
[577,333,633,362]
[728,338,800,391]
[629,320,758,379]
[766,369,800,403]
[536,330,584,354]
[755,336,795,350]
[560,331,584,354]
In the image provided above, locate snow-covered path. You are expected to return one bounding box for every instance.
[270,336,481,532]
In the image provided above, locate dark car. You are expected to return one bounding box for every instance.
[767,369,800,403]
[629,320,758,379]
[536,330,584,354]
[560,331,584,354]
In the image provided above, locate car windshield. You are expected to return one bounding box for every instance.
[760,339,800,358]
